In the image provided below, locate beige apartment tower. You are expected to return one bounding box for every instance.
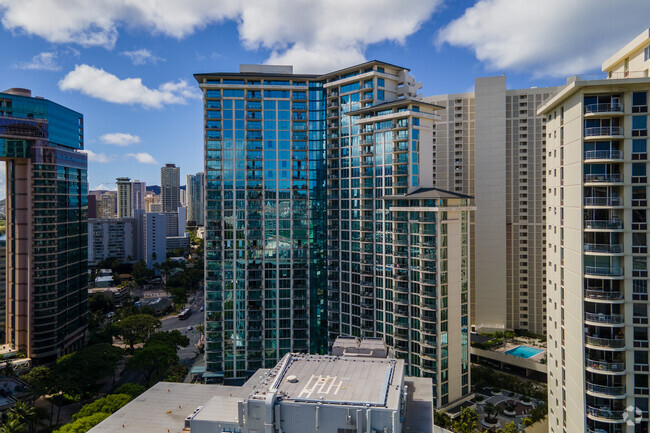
[116,177,132,218]
[426,78,556,334]
[540,28,650,433]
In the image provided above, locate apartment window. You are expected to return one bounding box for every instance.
[646,45,650,61]
[633,139,648,160]
[633,92,648,113]
[632,115,648,136]
[633,163,647,183]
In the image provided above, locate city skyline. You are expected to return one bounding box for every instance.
[0,1,649,192]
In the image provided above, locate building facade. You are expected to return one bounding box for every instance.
[98,192,116,218]
[116,177,132,218]
[142,212,166,268]
[131,179,146,215]
[161,163,180,212]
[88,218,136,265]
[426,78,556,335]
[196,62,474,409]
[0,88,88,361]
[187,172,205,226]
[540,29,650,433]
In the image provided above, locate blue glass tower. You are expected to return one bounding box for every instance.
[0,88,88,362]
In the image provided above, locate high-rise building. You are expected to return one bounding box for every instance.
[540,28,650,433]
[196,62,474,409]
[161,163,180,212]
[99,192,116,218]
[131,179,146,214]
[144,191,157,212]
[87,194,97,218]
[88,218,137,265]
[142,212,166,268]
[425,78,557,334]
[0,88,88,361]
[187,172,205,226]
[0,236,5,344]
[116,177,132,218]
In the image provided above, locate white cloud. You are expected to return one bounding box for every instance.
[58,64,201,108]
[13,51,60,71]
[121,48,165,65]
[82,149,113,163]
[0,0,441,72]
[100,132,141,147]
[93,183,116,191]
[126,152,158,165]
[438,0,650,77]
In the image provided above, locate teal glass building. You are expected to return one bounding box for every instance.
[0,88,88,362]
[196,63,473,409]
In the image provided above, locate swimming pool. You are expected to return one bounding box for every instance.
[505,345,544,359]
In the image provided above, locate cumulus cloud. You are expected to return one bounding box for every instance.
[121,48,165,65]
[0,0,441,72]
[13,51,60,71]
[100,132,141,147]
[93,183,116,191]
[438,0,650,77]
[126,152,158,164]
[58,65,201,108]
[82,149,113,163]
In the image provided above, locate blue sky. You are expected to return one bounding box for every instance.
[0,0,648,192]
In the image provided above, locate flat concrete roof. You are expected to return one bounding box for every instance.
[248,354,404,408]
[88,381,255,433]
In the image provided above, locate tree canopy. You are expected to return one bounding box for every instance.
[112,314,161,353]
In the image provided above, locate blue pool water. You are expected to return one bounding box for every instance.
[505,346,544,359]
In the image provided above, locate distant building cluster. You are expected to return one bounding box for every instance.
[87,164,204,268]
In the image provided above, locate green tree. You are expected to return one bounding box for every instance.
[434,411,453,428]
[0,417,25,433]
[168,286,188,310]
[497,422,520,433]
[148,330,189,351]
[54,412,110,433]
[21,366,56,426]
[126,343,178,386]
[113,383,146,399]
[452,407,479,433]
[112,314,161,353]
[165,363,189,382]
[88,293,114,314]
[6,401,47,433]
[72,394,131,421]
[484,402,499,423]
[132,260,154,286]
[55,344,124,398]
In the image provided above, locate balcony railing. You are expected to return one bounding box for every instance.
[584,150,624,160]
[585,335,625,348]
[585,126,623,137]
[584,243,623,254]
[585,290,624,301]
[586,406,626,421]
[584,174,624,183]
[585,312,625,324]
[585,266,624,277]
[584,197,622,206]
[584,219,623,230]
[585,103,624,114]
[586,382,626,396]
[586,359,626,373]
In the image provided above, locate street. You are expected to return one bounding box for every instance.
[161,291,204,365]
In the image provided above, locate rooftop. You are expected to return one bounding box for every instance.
[382,187,473,200]
[247,353,403,408]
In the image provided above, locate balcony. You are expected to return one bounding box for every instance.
[585,290,624,302]
[585,266,624,277]
[586,359,626,374]
[585,103,624,115]
[585,312,625,325]
[584,150,624,161]
[584,197,623,207]
[586,406,626,423]
[584,126,623,138]
[584,219,623,230]
[584,243,623,254]
[584,174,624,184]
[586,382,626,398]
[585,335,625,349]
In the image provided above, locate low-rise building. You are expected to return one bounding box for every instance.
[89,353,435,433]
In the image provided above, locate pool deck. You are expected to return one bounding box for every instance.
[494,343,546,363]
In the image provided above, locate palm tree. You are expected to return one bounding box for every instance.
[7,401,38,433]
[0,415,25,433]
[484,402,500,423]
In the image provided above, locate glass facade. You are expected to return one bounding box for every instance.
[0,89,87,361]
[197,63,473,407]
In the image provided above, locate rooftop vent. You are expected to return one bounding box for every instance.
[286,375,298,383]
